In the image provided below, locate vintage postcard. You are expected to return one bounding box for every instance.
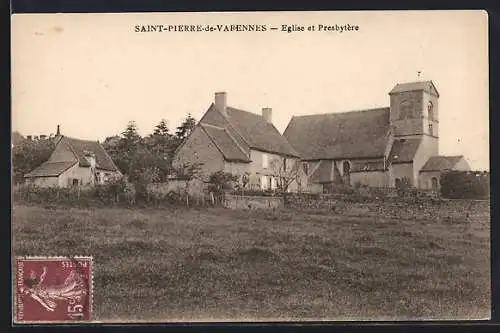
[11,10,490,322]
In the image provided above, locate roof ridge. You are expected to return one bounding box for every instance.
[291,107,389,118]
[226,105,262,117]
[62,135,99,144]
[395,80,433,85]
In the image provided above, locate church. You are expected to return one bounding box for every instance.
[173,80,470,193]
[283,80,470,192]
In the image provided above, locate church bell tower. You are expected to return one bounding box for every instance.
[388,80,439,156]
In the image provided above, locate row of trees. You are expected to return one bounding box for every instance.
[102,115,196,184]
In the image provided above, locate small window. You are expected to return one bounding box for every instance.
[303,162,309,176]
[428,123,433,136]
[261,176,267,190]
[262,153,268,169]
[343,161,351,175]
[72,179,79,186]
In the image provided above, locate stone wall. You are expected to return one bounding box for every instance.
[284,192,489,221]
[225,194,283,210]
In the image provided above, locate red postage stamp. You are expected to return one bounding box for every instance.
[14,256,93,323]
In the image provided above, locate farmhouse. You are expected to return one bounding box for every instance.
[283,80,470,192]
[173,92,302,191]
[24,126,122,187]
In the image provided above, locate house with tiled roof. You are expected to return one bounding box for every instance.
[24,126,122,187]
[283,80,471,192]
[173,92,301,191]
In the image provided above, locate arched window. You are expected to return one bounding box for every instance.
[431,177,439,190]
[343,161,351,186]
[427,101,434,120]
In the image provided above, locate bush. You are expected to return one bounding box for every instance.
[440,171,490,199]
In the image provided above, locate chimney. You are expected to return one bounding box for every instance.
[214,92,227,117]
[262,107,272,124]
[56,125,61,136]
[27,135,32,141]
[84,151,96,169]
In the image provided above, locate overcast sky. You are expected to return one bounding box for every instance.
[11,11,489,170]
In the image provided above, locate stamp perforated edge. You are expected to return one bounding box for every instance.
[13,255,94,324]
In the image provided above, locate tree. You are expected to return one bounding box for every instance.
[153,119,171,137]
[175,114,196,142]
[121,121,141,147]
[270,157,301,194]
[12,138,56,184]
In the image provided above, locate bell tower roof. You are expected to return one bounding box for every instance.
[389,80,439,97]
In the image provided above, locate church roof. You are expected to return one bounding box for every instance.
[387,138,422,164]
[420,155,464,172]
[389,80,439,97]
[283,108,391,160]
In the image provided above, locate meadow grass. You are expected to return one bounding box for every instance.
[12,203,490,321]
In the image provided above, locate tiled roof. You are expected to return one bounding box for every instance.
[200,104,299,158]
[24,161,77,177]
[420,155,464,172]
[283,108,391,160]
[389,80,439,97]
[57,136,120,171]
[387,138,422,164]
[200,124,251,163]
[225,106,300,157]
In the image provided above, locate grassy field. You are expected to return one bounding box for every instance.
[12,203,490,321]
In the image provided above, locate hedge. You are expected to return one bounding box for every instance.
[440,171,490,199]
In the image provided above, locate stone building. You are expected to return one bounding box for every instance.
[173,92,301,191]
[283,80,470,192]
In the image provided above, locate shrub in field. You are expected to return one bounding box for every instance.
[440,171,490,199]
[207,171,238,203]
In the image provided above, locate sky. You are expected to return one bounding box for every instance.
[11,11,489,170]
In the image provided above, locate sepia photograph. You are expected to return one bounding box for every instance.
[11,10,490,322]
